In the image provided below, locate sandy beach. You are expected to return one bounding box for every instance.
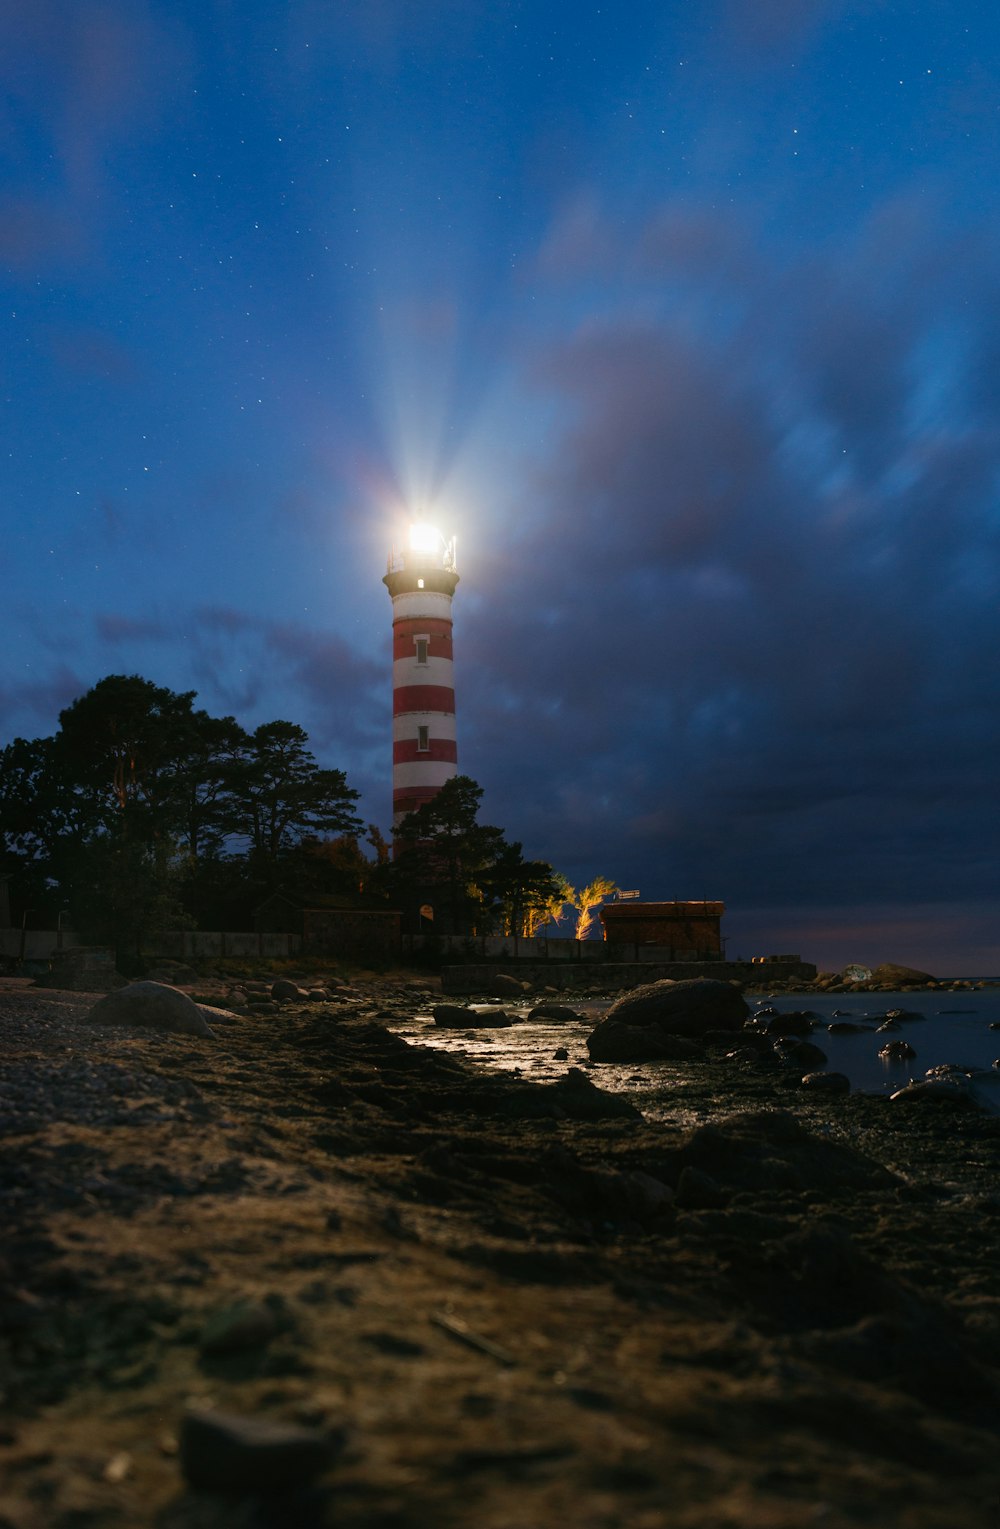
[2,973,999,1528]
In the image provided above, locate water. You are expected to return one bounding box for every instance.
[389,988,1000,1113]
[762,989,1000,1099]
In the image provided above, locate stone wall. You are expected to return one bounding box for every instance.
[440,959,817,994]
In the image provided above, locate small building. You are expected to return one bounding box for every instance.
[303,906,401,965]
[253,892,308,936]
[599,900,724,959]
[254,892,401,965]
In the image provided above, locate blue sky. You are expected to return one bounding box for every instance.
[2,1,999,972]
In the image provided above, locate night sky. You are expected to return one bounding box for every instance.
[3,2,999,973]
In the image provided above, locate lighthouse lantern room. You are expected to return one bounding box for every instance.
[383,522,459,829]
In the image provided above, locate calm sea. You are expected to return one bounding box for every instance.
[391,986,1000,1114]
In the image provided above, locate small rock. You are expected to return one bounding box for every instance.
[623,1170,675,1218]
[675,1166,728,1209]
[889,1079,973,1105]
[879,1040,917,1061]
[432,1004,513,1028]
[528,1003,584,1022]
[199,1298,279,1356]
[553,1046,569,1061]
[800,1071,851,1094]
[180,1405,338,1492]
[271,979,305,1002]
[782,1040,828,1069]
[147,963,198,984]
[490,973,530,996]
[764,1012,816,1038]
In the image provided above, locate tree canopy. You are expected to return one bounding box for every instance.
[0,675,362,962]
[0,675,612,956]
[390,775,572,937]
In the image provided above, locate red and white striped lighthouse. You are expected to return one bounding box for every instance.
[383,522,459,829]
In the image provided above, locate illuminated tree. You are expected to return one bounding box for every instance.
[482,842,566,938]
[526,870,574,937]
[573,875,619,941]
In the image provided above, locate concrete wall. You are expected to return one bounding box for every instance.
[304,909,401,964]
[153,931,301,960]
[0,930,300,961]
[403,934,559,960]
[404,934,731,964]
[0,929,83,959]
[441,959,817,994]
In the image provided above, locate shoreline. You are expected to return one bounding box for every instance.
[2,976,999,1527]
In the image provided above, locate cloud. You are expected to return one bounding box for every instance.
[95,615,171,644]
[0,201,81,270]
[0,2,188,271]
[0,666,90,741]
[92,602,385,766]
[458,194,1000,917]
[711,0,889,65]
[47,326,141,385]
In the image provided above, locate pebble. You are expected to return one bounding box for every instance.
[0,1054,210,1135]
[180,1405,338,1492]
[889,1078,973,1105]
[199,1298,279,1356]
[800,1071,851,1093]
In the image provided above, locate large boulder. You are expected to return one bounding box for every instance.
[86,981,217,1037]
[586,978,748,1063]
[489,973,530,996]
[869,962,936,986]
[604,978,748,1036]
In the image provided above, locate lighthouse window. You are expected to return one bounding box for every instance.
[414,637,428,665]
[417,726,429,752]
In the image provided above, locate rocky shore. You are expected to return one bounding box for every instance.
[2,971,999,1529]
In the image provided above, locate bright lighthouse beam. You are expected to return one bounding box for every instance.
[409,520,445,557]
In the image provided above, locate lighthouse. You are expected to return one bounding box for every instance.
[383,521,459,829]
